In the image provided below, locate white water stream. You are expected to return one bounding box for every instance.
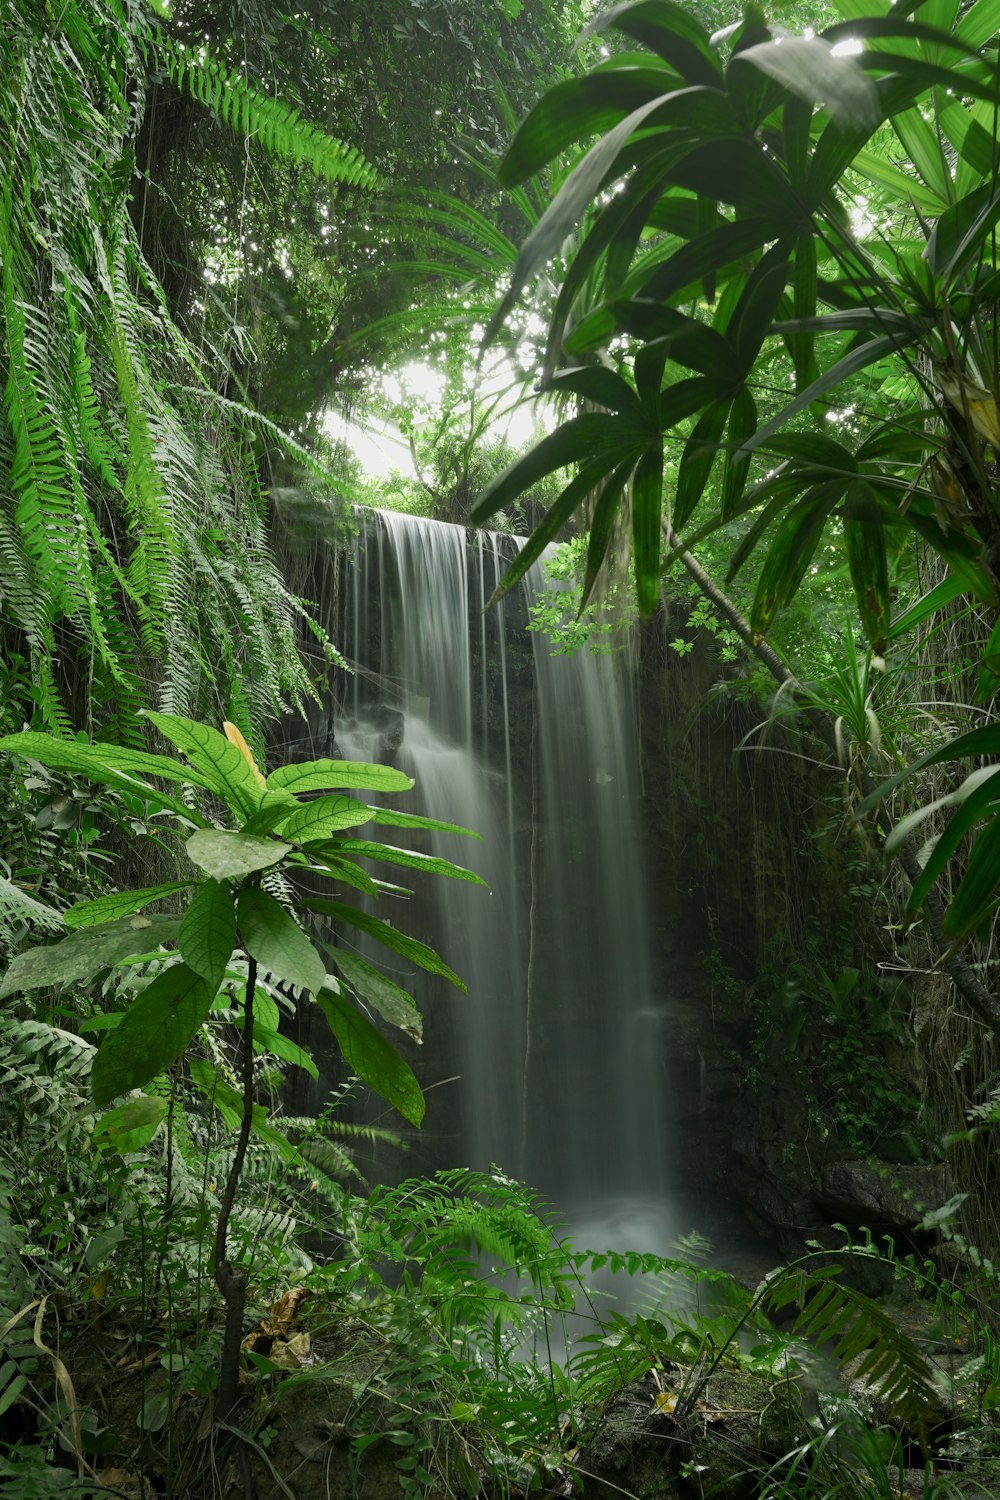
[295,508,672,1241]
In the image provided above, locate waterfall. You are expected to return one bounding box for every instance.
[282,507,670,1232]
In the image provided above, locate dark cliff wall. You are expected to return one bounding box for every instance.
[637,611,942,1255]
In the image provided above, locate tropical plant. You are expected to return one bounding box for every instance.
[471,0,1000,1004]
[1,0,375,744]
[0,712,481,1442]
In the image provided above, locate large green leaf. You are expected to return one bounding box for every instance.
[470,412,646,525]
[64,882,195,930]
[488,90,729,342]
[499,67,685,185]
[580,460,637,612]
[674,401,730,531]
[144,712,266,819]
[733,36,879,126]
[843,480,891,651]
[632,445,664,615]
[0,733,209,822]
[738,335,913,458]
[91,962,215,1107]
[924,182,1000,286]
[316,988,425,1126]
[0,914,180,997]
[307,899,465,989]
[367,808,479,839]
[751,484,845,638]
[237,887,327,995]
[597,1,723,88]
[178,879,235,988]
[267,758,414,795]
[93,1095,168,1155]
[276,794,375,842]
[185,828,291,880]
[330,950,423,1043]
[942,816,1000,941]
[332,840,487,887]
[720,390,758,520]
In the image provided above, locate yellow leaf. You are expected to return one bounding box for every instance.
[222,721,267,788]
[654,1391,678,1414]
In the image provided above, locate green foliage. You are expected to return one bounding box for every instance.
[0,708,476,1440]
[1,0,370,742]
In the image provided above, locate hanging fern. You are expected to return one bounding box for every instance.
[1,0,374,742]
[148,29,379,191]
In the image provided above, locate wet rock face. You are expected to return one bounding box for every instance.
[579,1369,807,1500]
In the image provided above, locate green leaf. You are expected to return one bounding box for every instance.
[942,816,1000,941]
[470,412,647,526]
[185,829,291,880]
[0,733,209,821]
[738,335,913,458]
[64,882,195,930]
[732,37,879,126]
[580,460,636,611]
[751,484,844,638]
[91,963,215,1107]
[275,794,375,843]
[498,67,678,185]
[249,1024,319,1078]
[924,182,1000,286]
[599,1,722,88]
[144,712,266,819]
[92,1095,168,1154]
[317,988,425,1125]
[178,880,235,987]
[844,480,890,652]
[307,899,465,990]
[267,759,414,795]
[366,808,479,840]
[632,446,663,616]
[237,887,327,995]
[0,915,180,997]
[329,950,423,1042]
[674,401,730,531]
[488,90,728,343]
[333,840,487,887]
[720,390,757,520]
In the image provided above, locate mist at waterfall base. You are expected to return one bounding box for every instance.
[283,507,679,1286]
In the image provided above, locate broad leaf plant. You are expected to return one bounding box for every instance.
[0,713,481,1425]
[475,0,1000,956]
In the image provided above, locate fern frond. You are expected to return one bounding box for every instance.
[148,29,378,189]
[764,1266,940,1426]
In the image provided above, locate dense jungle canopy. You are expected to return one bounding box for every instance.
[8,1,1000,1496]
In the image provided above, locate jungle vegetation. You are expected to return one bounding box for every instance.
[7,0,1000,1496]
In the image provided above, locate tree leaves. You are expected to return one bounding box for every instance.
[236,888,327,996]
[91,962,215,1107]
[317,988,425,1126]
[179,880,235,988]
[0,915,180,997]
[267,759,414,795]
[185,829,291,880]
[307,899,466,990]
[329,950,423,1043]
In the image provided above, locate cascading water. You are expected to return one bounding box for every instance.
[282,506,672,1246]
